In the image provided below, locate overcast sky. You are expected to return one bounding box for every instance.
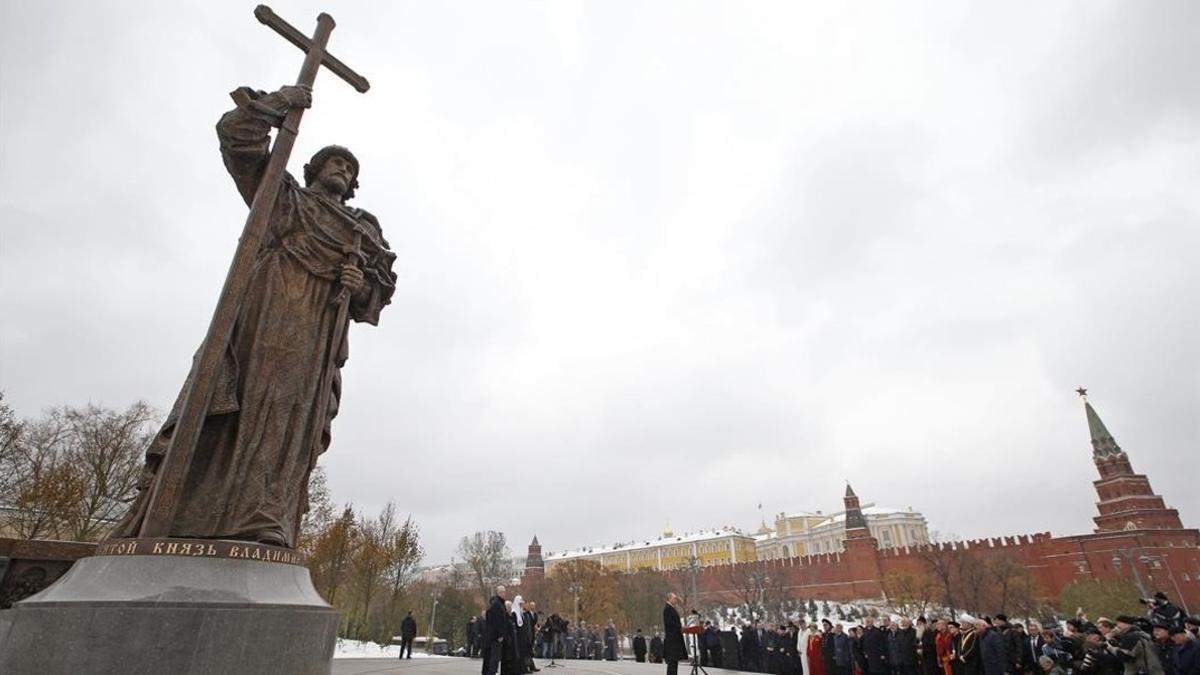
[2,1,1198,565]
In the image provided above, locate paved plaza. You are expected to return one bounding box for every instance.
[332,658,742,675]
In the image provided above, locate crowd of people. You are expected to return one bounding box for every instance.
[456,585,1199,675]
[463,584,629,675]
[721,591,1198,675]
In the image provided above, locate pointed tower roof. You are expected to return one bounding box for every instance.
[531,535,539,546]
[1077,389,1183,532]
[1081,392,1123,459]
[843,483,869,533]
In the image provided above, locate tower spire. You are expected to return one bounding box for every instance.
[523,535,544,579]
[1079,390,1182,532]
[1082,392,1122,459]
[843,483,869,536]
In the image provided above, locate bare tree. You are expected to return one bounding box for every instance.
[0,400,156,541]
[919,533,963,619]
[457,531,513,604]
[377,502,423,638]
[957,556,989,615]
[0,392,22,497]
[3,407,78,539]
[298,465,335,553]
[310,505,359,604]
[882,571,937,618]
[724,560,773,621]
[64,402,156,540]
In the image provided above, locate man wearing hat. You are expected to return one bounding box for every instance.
[958,618,982,675]
[1169,626,1197,675]
[977,618,1007,675]
[1074,627,1121,675]
[1150,624,1175,675]
[1150,593,1186,632]
[1107,616,1165,675]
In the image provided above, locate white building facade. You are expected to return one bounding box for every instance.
[755,503,930,559]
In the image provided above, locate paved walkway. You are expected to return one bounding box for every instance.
[333,657,741,675]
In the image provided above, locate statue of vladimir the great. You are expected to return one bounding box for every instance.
[114,84,396,548]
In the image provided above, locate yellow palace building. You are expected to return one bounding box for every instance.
[544,526,758,574]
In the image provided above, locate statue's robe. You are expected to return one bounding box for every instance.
[112,89,396,548]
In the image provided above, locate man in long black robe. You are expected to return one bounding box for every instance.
[634,629,648,662]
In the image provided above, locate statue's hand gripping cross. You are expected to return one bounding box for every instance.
[139,6,369,537]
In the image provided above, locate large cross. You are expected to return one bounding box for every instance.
[139,6,370,537]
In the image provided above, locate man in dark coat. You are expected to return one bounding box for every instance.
[919,618,940,675]
[854,626,870,675]
[741,624,762,672]
[634,629,648,662]
[834,624,853,675]
[501,600,520,675]
[1022,623,1045,675]
[482,585,509,675]
[526,602,541,668]
[993,615,1022,675]
[651,631,665,664]
[1150,593,1186,631]
[787,623,803,675]
[1171,627,1198,675]
[707,622,725,668]
[468,617,479,658]
[517,600,538,673]
[664,593,688,675]
[824,620,839,675]
[400,611,418,659]
[864,619,891,675]
[753,619,772,672]
[896,618,919,675]
[978,621,1007,675]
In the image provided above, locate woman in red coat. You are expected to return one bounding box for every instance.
[807,625,827,675]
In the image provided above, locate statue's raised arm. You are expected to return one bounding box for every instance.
[216,85,312,205]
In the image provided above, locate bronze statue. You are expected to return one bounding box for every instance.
[113,10,392,549]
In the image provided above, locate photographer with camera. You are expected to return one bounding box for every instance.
[1072,628,1122,675]
[1105,616,1165,675]
[543,613,568,661]
[1143,593,1186,632]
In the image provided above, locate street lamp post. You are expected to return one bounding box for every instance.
[569,582,583,626]
[1111,547,1191,613]
[1147,556,1190,614]
[428,590,440,654]
[679,556,701,611]
[751,569,769,621]
[1112,550,1149,598]
[1113,547,1190,614]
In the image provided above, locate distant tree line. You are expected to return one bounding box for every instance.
[298,469,424,643]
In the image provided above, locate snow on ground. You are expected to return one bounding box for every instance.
[333,639,451,659]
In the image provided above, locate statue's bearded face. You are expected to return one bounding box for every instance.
[316,154,355,196]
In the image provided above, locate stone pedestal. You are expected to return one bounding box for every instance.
[0,538,338,675]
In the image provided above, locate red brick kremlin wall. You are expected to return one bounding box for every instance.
[660,526,1200,611]
[650,398,1200,612]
